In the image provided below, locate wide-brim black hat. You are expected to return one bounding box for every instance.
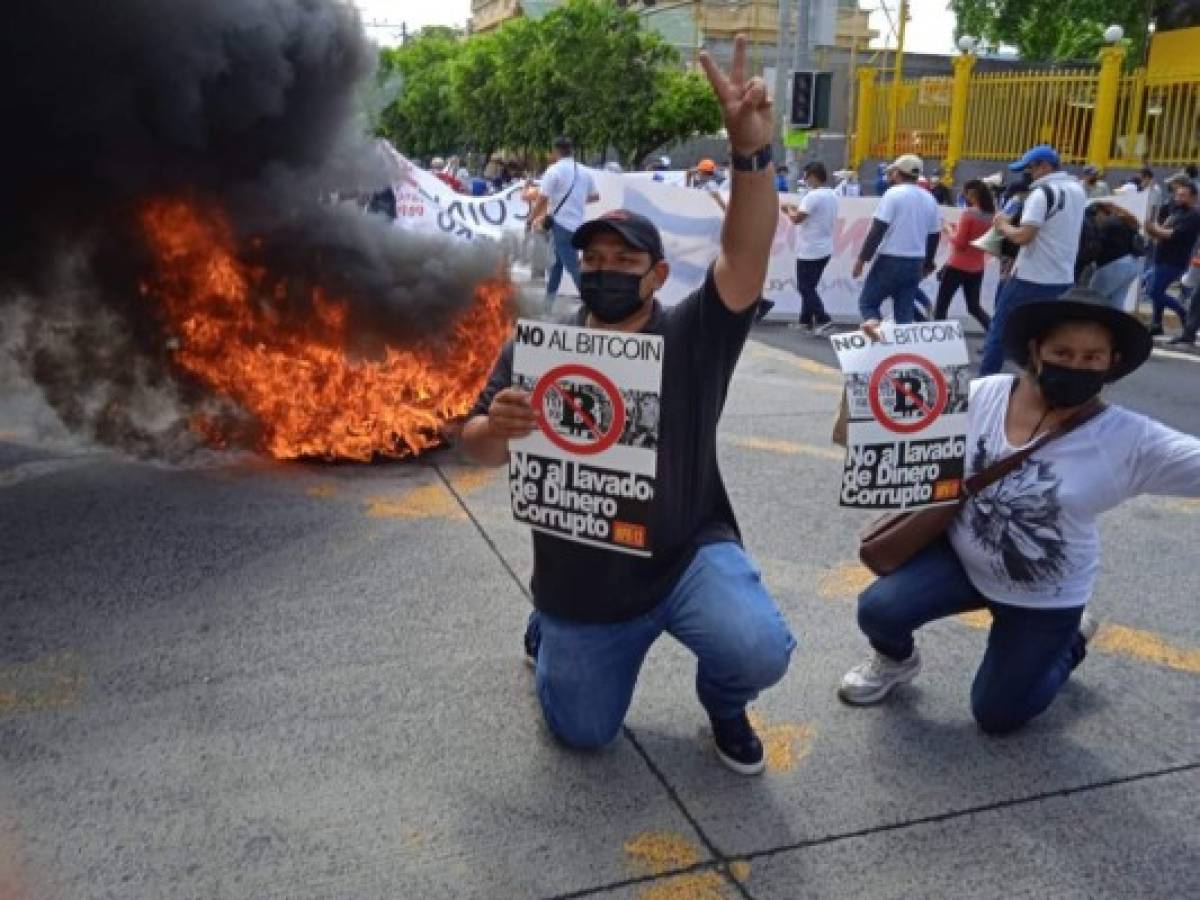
[1003,287,1153,382]
[571,210,665,262]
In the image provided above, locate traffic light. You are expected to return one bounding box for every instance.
[790,71,832,129]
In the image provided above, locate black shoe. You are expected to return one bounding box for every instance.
[1167,334,1197,347]
[523,613,541,669]
[710,712,765,775]
[754,299,776,322]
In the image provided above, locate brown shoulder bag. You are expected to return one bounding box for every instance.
[858,398,1105,577]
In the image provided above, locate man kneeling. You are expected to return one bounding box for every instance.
[460,39,794,774]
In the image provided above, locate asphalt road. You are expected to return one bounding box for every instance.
[1,330,1197,899]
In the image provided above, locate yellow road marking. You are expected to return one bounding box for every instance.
[623,831,730,899]
[0,652,84,718]
[957,609,992,629]
[747,711,816,772]
[364,468,497,520]
[1159,497,1200,514]
[817,563,876,599]
[726,435,842,461]
[728,860,751,883]
[746,342,841,379]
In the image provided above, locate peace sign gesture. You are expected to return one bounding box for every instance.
[699,35,775,157]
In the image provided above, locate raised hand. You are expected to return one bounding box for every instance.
[699,35,775,156]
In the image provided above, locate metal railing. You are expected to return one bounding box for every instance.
[961,69,1099,165]
[869,76,953,158]
[1112,70,1200,167]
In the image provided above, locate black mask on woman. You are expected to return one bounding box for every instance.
[1036,361,1106,408]
[579,269,650,323]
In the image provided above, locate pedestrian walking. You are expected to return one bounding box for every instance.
[840,289,1200,732]
[782,161,837,334]
[1087,202,1144,308]
[1144,180,1200,337]
[461,37,794,775]
[979,145,1086,375]
[529,136,600,313]
[934,178,994,330]
[1078,164,1112,199]
[1167,251,1200,347]
[852,153,941,328]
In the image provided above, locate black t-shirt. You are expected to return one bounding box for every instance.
[469,268,755,623]
[1157,207,1200,268]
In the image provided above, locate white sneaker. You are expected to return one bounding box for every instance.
[1079,611,1100,644]
[813,321,836,336]
[838,649,922,705]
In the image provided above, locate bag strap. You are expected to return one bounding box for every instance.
[551,160,577,218]
[963,396,1106,496]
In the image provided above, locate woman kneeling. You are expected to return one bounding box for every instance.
[839,288,1200,733]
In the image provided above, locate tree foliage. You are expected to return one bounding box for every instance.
[949,0,1177,63]
[374,0,720,168]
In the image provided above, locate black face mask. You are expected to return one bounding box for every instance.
[1036,361,1106,408]
[579,268,650,324]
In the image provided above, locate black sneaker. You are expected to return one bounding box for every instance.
[523,613,541,669]
[710,712,765,775]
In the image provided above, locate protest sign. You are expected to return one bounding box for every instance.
[508,320,664,556]
[832,322,970,511]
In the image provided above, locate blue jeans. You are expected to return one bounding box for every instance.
[856,538,1086,735]
[1089,255,1140,309]
[979,277,1072,375]
[533,542,795,749]
[546,221,582,307]
[1146,263,1188,328]
[858,255,924,323]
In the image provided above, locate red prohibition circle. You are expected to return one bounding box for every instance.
[530,363,627,455]
[867,353,947,434]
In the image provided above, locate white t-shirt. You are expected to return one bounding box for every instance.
[875,183,940,258]
[795,186,838,260]
[948,376,1200,609]
[1013,172,1086,285]
[539,157,596,232]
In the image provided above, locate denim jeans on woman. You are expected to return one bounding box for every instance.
[856,538,1086,734]
[533,542,795,749]
[545,221,582,310]
[979,277,1073,375]
[1088,254,1140,309]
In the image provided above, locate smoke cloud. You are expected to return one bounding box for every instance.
[0,0,499,455]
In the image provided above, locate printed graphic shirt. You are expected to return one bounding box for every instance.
[948,375,1200,609]
[470,268,755,623]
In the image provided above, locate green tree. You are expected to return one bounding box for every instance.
[375,27,465,159]
[616,68,722,169]
[949,0,1171,63]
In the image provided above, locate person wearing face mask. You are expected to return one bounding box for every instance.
[459,37,795,776]
[838,288,1200,733]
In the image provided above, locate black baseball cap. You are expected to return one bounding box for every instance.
[571,209,665,262]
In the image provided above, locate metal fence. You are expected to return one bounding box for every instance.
[961,69,1099,165]
[1112,71,1200,168]
[868,76,953,159]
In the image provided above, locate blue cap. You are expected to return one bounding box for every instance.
[1009,144,1060,172]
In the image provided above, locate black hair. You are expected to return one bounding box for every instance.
[1140,166,1155,179]
[962,178,995,214]
[1187,164,1199,178]
[804,161,828,184]
[553,136,573,155]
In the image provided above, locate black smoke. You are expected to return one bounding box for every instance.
[0,0,499,455]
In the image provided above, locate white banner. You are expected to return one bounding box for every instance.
[377,146,1149,321]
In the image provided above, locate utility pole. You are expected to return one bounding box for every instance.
[774,0,791,148]
[886,0,909,158]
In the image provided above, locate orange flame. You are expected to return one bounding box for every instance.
[139,198,513,461]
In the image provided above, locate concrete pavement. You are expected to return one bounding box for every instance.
[1,327,1197,899]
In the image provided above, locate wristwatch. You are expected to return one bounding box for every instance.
[730,145,773,173]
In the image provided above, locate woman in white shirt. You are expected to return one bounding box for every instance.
[839,289,1200,733]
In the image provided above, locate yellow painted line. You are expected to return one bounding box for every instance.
[0,652,84,718]
[623,831,730,899]
[725,435,843,461]
[1159,497,1200,514]
[817,562,876,599]
[728,860,751,883]
[747,711,816,773]
[364,467,497,520]
[746,342,842,379]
